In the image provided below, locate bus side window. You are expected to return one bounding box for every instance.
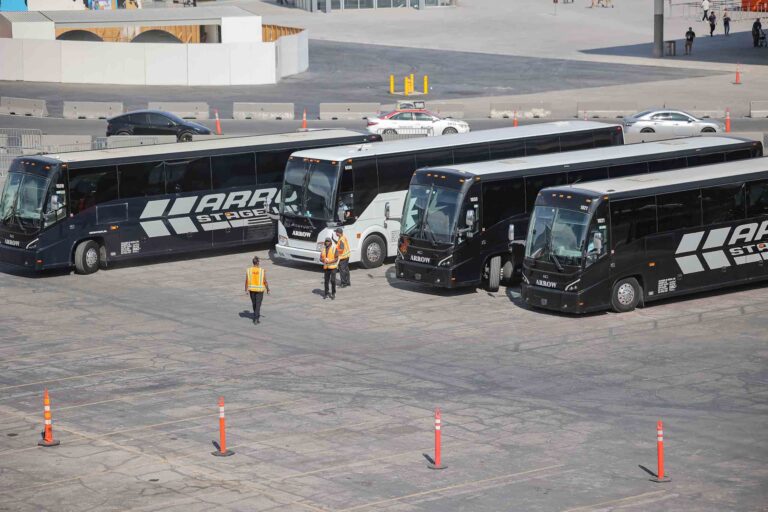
[657,190,701,232]
[44,172,67,226]
[482,179,524,229]
[118,161,165,198]
[489,140,524,160]
[165,157,211,193]
[256,149,293,185]
[211,153,256,189]
[524,173,567,212]
[69,166,118,215]
[338,168,354,221]
[559,132,594,152]
[567,167,608,183]
[458,184,481,235]
[377,154,415,193]
[701,183,746,225]
[593,129,618,148]
[525,135,560,156]
[352,159,378,220]
[585,202,609,266]
[608,161,649,178]
[609,196,656,249]
[687,152,725,167]
[725,149,752,162]
[415,149,453,168]
[747,180,768,218]
[453,143,490,164]
[648,157,686,173]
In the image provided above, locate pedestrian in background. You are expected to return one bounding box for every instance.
[685,27,696,55]
[723,11,731,36]
[334,227,351,288]
[320,237,338,300]
[244,256,270,324]
[701,0,710,21]
[753,18,763,47]
[708,11,716,37]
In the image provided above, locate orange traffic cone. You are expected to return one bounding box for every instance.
[301,109,307,130]
[725,108,731,133]
[513,111,519,127]
[734,65,742,85]
[38,389,60,447]
[214,109,222,135]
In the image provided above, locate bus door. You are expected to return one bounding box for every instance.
[581,202,611,304]
[608,196,656,293]
[163,159,214,251]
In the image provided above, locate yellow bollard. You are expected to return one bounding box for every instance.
[423,75,429,95]
[404,76,409,96]
[389,74,395,95]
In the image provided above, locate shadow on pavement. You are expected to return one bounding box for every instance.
[582,31,767,65]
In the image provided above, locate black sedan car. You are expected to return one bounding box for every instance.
[107,110,211,142]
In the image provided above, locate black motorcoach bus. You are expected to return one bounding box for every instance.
[521,156,768,313]
[0,130,380,274]
[395,136,762,291]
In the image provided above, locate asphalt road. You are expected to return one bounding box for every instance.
[3,115,768,138]
[0,40,723,119]
[1,245,766,510]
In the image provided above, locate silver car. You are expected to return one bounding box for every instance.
[623,109,724,136]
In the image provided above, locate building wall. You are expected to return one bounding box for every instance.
[0,37,306,85]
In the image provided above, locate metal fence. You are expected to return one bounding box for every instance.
[668,0,768,21]
[375,127,434,141]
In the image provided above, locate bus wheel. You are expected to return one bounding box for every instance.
[611,277,641,313]
[486,256,501,292]
[74,240,101,275]
[360,234,386,269]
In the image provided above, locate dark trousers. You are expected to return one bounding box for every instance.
[754,34,760,47]
[338,258,350,286]
[724,23,729,35]
[324,268,337,296]
[702,9,708,21]
[250,291,264,319]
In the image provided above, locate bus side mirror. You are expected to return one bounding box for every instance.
[508,224,515,241]
[465,209,475,227]
[384,202,391,220]
[593,232,603,253]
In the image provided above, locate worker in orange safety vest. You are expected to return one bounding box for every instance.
[244,256,270,324]
[321,237,338,300]
[334,227,351,287]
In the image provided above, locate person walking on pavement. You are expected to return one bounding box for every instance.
[685,27,696,55]
[335,227,351,288]
[701,0,710,21]
[753,18,763,47]
[708,11,716,37]
[321,237,338,300]
[723,11,731,36]
[244,256,269,324]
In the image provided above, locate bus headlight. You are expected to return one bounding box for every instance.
[521,273,530,285]
[278,235,288,246]
[437,255,452,267]
[565,279,581,292]
[316,242,325,252]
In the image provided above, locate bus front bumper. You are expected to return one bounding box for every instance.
[521,284,585,313]
[0,245,41,270]
[395,260,457,287]
[274,244,323,265]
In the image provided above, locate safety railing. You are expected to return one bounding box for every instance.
[376,127,433,140]
[668,0,768,21]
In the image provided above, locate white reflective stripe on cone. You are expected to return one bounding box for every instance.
[45,420,51,425]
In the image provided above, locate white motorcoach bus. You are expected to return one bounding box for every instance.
[275,122,624,268]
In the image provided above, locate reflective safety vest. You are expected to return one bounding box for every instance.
[337,234,351,260]
[246,266,266,292]
[321,245,339,270]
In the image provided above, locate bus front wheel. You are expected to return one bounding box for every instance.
[360,234,386,269]
[485,256,501,292]
[611,277,641,313]
[74,240,101,275]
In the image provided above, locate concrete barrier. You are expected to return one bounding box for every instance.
[489,102,552,119]
[98,135,178,148]
[0,97,48,117]
[63,101,124,120]
[749,101,768,118]
[147,102,210,120]
[233,102,294,120]
[41,134,94,153]
[577,102,637,119]
[426,102,465,119]
[684,108,726,119]
[319,103,380,121]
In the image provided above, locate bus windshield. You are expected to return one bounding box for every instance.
[526,206,590,267]
[281,159,340,221]
[0,172,49,233]
[402,184,461,244]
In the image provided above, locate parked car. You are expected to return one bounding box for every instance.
[107,110,211,142]
[622,109,724,136]
[366,107,470,136]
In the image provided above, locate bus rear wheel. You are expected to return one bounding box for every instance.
[485,255,501,292]
[360,234,386,269]
[611,277,641,313]
[74,240,101,275]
